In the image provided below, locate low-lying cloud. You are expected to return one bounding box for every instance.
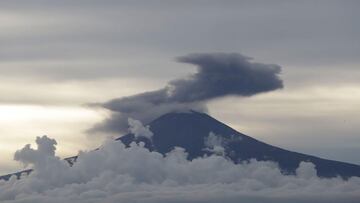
[92,53,283,134]
[1,133,360,203]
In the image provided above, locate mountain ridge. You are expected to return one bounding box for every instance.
[118,111,360,178]
[1,111,360,181]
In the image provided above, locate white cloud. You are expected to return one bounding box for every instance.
[127,118,153,139]
[0,135,359,203]
[203,132,242,156]
[14,136,57,167]
[204,132,225,155]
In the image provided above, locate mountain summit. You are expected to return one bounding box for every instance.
[2,111,360,181]
[118,111,360,178]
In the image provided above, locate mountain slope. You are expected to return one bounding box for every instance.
[118,111,360,178]
[2,111,360,181]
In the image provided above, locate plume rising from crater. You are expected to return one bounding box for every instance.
[91,53,283,134]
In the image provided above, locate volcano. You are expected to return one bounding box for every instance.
[2,111,360,181]
[118,111,360,178]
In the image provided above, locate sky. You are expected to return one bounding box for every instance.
[1,0,360,174]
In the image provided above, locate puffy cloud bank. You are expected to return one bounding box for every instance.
[1,134,360,203]
[91,53,283,133]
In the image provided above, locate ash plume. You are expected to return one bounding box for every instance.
[91,53,283,134]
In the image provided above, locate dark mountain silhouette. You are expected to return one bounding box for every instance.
[118,111,360,178]
[1,111,360,181]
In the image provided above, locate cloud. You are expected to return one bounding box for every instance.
[92,101,207,134]
[1,135,360,203]
[127,118,153,140]
[91,53,283,134]
[174,53,283,101]
[11,136,73,191]
[203,132,226,156]
[203,132,243,156]
[14,136,57,167]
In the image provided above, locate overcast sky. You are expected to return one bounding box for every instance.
[1,0,360,174]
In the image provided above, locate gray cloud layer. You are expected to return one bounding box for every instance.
[92,53,283,133]
[1,134,360,203]
[0,1,359,81]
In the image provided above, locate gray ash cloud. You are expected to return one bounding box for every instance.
[91,53,283,134]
